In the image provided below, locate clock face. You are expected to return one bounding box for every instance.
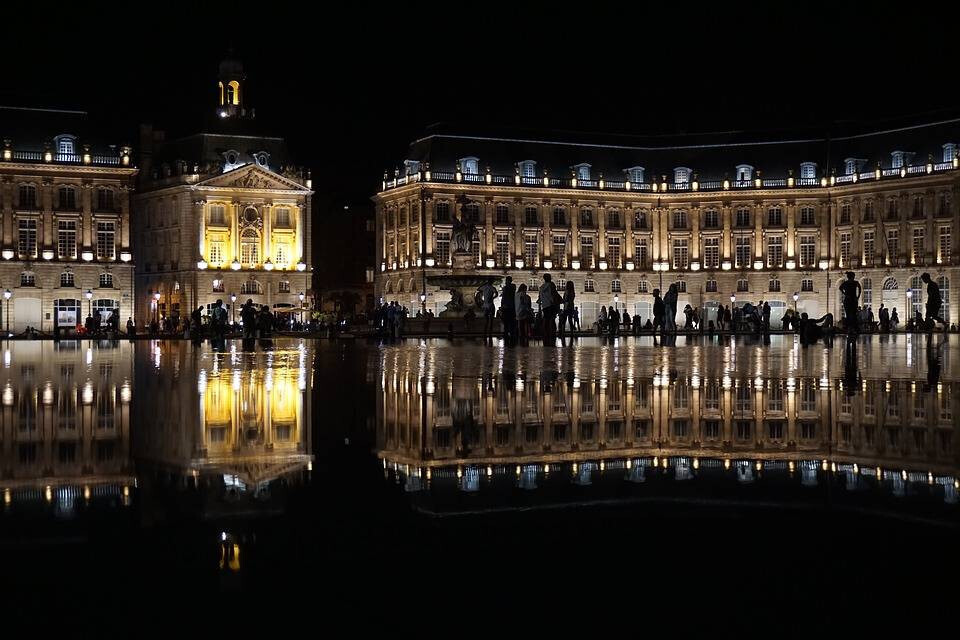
[244,207,259,224]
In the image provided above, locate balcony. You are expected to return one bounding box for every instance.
[3,148,126,167]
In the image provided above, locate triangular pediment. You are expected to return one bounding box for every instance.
[197,163,309,192]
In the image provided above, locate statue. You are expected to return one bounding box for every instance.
[452,196,478,254]
[444,288,466,314]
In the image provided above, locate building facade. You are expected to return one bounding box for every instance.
[0,107,137,333]
[134,56,312,326]
[375,122,960,326]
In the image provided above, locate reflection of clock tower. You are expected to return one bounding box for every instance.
[134,54,313,327]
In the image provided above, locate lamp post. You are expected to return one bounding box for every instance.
[153,291,161,323]
[730,294,736,333]
[793,291,799,312]
[3,289,10,335]
[419,292,427,315]
[85,289,93,320]
[906,289,913,323]
[230,293,237,326]
[298,292,305,326]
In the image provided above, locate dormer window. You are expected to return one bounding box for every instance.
[799,162,817,180]
[253,152,270,168]
[519,160,537,178]
[460,157,479,175]
[625,166,645,183]
[54,135,76,157]
[943,143,957,163]
[222,150,241,171]
[403,159,421,175]
[735,164,753,182]
[573,164,591,181]
[673,167,691,183]
[844,158,864,175]
[891,151,905,169]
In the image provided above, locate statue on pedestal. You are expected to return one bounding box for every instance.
[452,195,478,255]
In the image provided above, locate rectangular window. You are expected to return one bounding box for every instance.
[672,238,688,270]
[495,204,510,225]
[275,208,291,227]
[580,208,593,227]
[580,236,594,268]
[840,204,851,224]
[209,240,224,266]
[633,209,647,229]
[634,238,648,269]
[800,206,815,225]
[736,208,750,227]
[58,186,76,210]
[608,210,621,228]
[96,189,114,211]
[704,237,719,268]
[209,205,226,225]
[767,207,783,226]
[887,229,899,261]
[913,196,924,218]
[435,231,450,265]
[940,226,951,262]
[607,237,621,269]
[704,210,719,229]
[18,218,37,258]
[799,235,815,268]
[888,199,898,219]
[57,220,77,259]
[863,231,874,264]
[735,236,751,268]
[863,201,874,222]
[706,280,717,292]
[912,227,925,262]
[552,207,566,226]
[839,232,851,266]
[524,206,538,225]
[767,236,783,267]
[496,233,510,267]
[552,235,567,268]
[472,238,481,266]
[584,279,595,292]
[18,184,37,209]
[802,278,813,292]
[275,243,289,267]
[524,234,538,267]
[672,210,687,229]
[939,193,951,217]
[96,222,116,260]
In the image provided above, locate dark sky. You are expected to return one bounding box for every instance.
[4,7,956,208]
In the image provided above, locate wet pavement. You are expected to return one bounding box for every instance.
[1,335,957,630]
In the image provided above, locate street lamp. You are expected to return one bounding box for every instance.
[2,289,10,335]
[85,289,93,319]
[730,294,736,305]
[298,292,305,326]
[230,293,237,326]
[153,290,161,323]
[792,291,799,311]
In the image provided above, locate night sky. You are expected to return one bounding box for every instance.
[3,7,956,209]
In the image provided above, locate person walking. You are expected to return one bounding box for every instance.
[921,272,948,332]
[500,276,517,342]
[839,271,862,334]
[560,280,576,337]
[891,307,900,331]
[573,306,581,331]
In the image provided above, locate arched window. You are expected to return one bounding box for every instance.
[278,280,291,293]
[398,279,405,293]
[799,162,817,180]
[574,164,591,180]
[58,186,77,210]
[626,166,645,183]
[706,280,718,292]
[883,277,899,290]
[801,279,814,292]
[735,164,753,182]
[227,80,240,105]
[55,135,75,156]
[240,228,260,266]
[60,272,75,288]
[673,167,690,184]
[519,160,536,178]
[20,271,36,287]
[769,278,781,292]
[99,273,114,288]
[385,281,393,294]
[240,280,262,295]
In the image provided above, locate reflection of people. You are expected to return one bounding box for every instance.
[839,272,862,334]
[477,281,498,337]
[500,276,517,342]
[843,339,859,396]
[920,272,948,333]
[926,338,943,391]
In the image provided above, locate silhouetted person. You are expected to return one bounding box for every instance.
[920,272,948,333]
[839,271,862,334]
[652,289,665,334]
[500,276,517,342]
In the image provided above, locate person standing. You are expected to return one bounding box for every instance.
[477,280,499,338]
[921,272,948,332]
[126,317,136,337]
[517,283,533,343]
[560,280,576,336]
[839,271,862,334]
[573,306,581,331]
[622,309,631,334]
[240,299,257,339]
[538,274,560,342]
[761,301,771,333]
[891,307,900,331]
[652,289,665,334]
[878,303,890,332]
[663,283,679,333]
[500,276,517,342]
[598,305,608,334]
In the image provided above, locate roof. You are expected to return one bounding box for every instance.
[0,106,123,155]
[398,116,960,180]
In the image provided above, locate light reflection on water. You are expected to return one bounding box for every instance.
[376,335,960,514]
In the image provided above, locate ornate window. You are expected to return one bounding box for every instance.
[99,273,113,288]
[706,279,717,292]
[638,280,649,294]
[611,279,621,293]
[607,237,621,269]
[96,188,114,211]
[18,184,37,209]
[435,231,450,265]
[735,236,751,268]
[672,238,688,270]
[495,233,510,267]
[769,278,781,292]
[18,218,37,258]
[862,278,872,305]
[275,208,291,227]
[58,220,77,259]
[634,238,648,268]
[767,236,783,268]
[552,207,566,226]
[584,279,595,292]
[495,204,510,225]
[209,241,224,266]
[241,280,263,295]
[519,160,537,178]
[704,237,719,269]
[801,279,813,292]
[58,186,77,210]
[800,206,815,225]
[96,222,116,260]
[60,272,75,288]
[735,207,751,227]
[524,206,538,225]
[737,279,749,292]
[278,280,290,293]
[672,210,687,229]
[20,272,36,287]
[703,209,719,229]
[580,236,594,268]
[212,279,224,293]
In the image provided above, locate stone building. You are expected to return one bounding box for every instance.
[375,120,960,327]
[0,107,136,333]
[134,55,312,326]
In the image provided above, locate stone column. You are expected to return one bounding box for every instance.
[597,204,606,259]
[786,201,796,260]
[424,197,434,256]
[571,202,580,259]
[691,206,701,261]
[194,200,206,263]
[263,203,272,263]
[484,197,494,259]
[722,203,732,260]
[80,181,92,249]
[120,186,131,250]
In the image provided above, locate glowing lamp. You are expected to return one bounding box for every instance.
[723,179,730,190]
[571,260,581,270]
[730,295,736,304]
[425,258,435,267]
[83,154,91,165]
[514,258,524,269]
[690,261,700,271]
[296,261,306,272]
[86,289,93,301]
[721,260,732,271]
[120,251,132,263]
[625,261,634,271]
[299,292,305,303]
[197,259,208,270]
[41,250,54,260]
[625,181,631,191]
[793,292,799,303]
[263,259,274,271]
[81,251,94,261]
[485,258,495,268]
[44,151,53,162]
[598,260,608,271]
[785,259,796,270]
[753,260,764,270]
[231,259,241,271]
[542,259,553,270]
[818,259,829,270]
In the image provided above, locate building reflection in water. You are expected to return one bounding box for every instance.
[0,340,134,517]
[0,339,312,521]
[377,344,960,509]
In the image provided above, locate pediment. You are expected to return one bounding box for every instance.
[197,164,309,192]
